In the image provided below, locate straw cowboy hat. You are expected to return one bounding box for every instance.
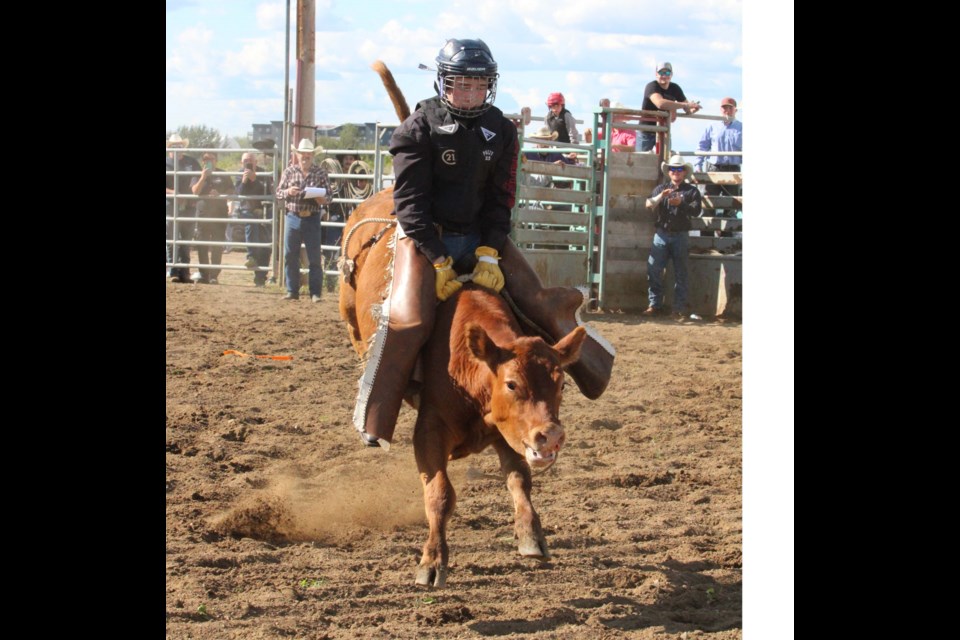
[527,126,558,141]
[167,133,189,148]
[661,155,694,177]
[290,138,324,154]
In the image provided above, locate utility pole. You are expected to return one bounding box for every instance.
[293,0,315,148]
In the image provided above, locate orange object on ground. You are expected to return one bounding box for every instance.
[223,350,293,361]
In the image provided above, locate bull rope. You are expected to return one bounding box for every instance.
[338,217,397,280]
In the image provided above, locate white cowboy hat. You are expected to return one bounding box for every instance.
[661,155,694,178]
[290,138,324,154]
[167,133,189,148]
[527,126,558,141]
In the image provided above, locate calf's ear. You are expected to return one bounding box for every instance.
[466,323,504,372]
[553,326,587,366]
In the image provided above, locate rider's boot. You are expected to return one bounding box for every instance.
[500,239,615,399]
[355,236,435,447]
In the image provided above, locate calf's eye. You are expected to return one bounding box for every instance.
[506,381,517,391]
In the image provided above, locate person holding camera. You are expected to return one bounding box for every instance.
[644,155,702,321]
[236,151,275,287]
[190,152,230,284]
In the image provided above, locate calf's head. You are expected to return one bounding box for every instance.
[466,325,587,469]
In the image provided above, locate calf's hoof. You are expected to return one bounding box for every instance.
[518,536,550,560]
[415,563,447,588]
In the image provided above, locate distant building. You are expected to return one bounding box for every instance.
[316,123,385,146]
[250,121,397,149]
[250,121,284,149]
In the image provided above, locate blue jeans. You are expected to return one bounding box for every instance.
[637,131,656,152]
[441,231,481,266]
[647,228,689,313]
[239,208,271,285]
[284,212,322,296]
[166,201,194,280]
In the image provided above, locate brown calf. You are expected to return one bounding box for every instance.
[413,285,586,587]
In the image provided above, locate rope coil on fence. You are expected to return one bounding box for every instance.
[346,160,373,200]
[321,158,343,195]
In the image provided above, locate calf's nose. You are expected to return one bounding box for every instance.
[532,423,566,452]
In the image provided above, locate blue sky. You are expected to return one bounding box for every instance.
[166,0,746,154]
[166,0,793,631]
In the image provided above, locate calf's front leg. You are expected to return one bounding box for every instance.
[493,438,549,559]
[414,416,455,587]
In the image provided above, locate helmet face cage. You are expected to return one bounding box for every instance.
[435,38,499,118]
[438,73,499,118]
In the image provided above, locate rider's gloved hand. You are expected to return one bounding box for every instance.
[471,246,505,292]
[434,256,463,301]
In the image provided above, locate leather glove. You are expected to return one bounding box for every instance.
[471,246,505,292]
[434,256,463,301]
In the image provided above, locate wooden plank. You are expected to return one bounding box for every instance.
[515,208,590,225]
[519,186,594,205]
[689,237,742,253]
[514,228,589,245]
[602,260,648,276]
[520,160,593,180]
[689,217,743,231]
[691,172,742,186]
[701,195,743,209]
[517,249,590,287]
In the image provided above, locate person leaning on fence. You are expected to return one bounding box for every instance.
[644,155,702,322]
[696,96,742,226]
[275,138,332,302]
[353,37,614,449]
[166,134,201,283]
[190,152,231,284]
[638,62,701,152]
[544,92,580,145]
[236,151,275,287]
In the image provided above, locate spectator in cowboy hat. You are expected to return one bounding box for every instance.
[644,155,702,322]
[275,138,332,302]
[166,133,201,283]
[524,126,575,165]
[638,62,701,152]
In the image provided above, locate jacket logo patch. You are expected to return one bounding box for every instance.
[438,124,458,134]
[480,127,496,141]
[441,149,456,165]
[482,149,495,161]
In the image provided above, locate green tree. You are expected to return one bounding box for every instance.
[336,124,362,150]
[166,125,224,150]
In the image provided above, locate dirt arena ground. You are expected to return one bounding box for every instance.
[166,253,743,639]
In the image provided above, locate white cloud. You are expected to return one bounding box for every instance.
[221,36,285,77]
[255,2,285,30]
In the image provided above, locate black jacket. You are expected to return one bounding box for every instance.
[390,97,517,264]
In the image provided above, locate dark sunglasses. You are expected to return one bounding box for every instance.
[668,166,685,173]
[658,70,672,76]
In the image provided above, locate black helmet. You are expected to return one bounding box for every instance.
[435,38,499,118]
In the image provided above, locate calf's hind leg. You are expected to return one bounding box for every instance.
[493,438,549,559]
